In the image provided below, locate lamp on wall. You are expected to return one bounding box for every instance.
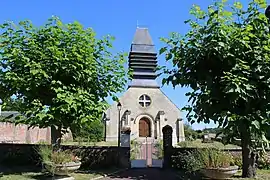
[117,102,122,147]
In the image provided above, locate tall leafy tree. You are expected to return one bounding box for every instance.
[161,0,270,178]
[0,16,128,146]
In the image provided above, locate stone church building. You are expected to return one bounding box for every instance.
[105,28,185,145]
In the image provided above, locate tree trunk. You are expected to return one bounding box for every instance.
[240,123,256,178]
[51,125,62,150]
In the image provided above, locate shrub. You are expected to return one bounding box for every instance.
[130,139,141,160]
[38,146,80,164]
[38,146,81,175]
[178,141,190,148]
[174,148,234,173]
[38,145,52,163]
[197,148,233,169]
[258,152,270,170]
[153,140,163,159]
[231,153,242,168]
[184,124,199,141]
[72,120,104,142]
[175,150,204,173]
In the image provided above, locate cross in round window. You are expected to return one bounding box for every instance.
[139,94,151,107]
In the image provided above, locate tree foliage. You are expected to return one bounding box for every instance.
[202,127,222,135]
[0,17,127,137]
[161,0,270,177]
[72,119,104,142]
[2,97,24,111]
[184,123,201,140]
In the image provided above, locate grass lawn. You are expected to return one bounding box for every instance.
[62,140,117,146]
[0,172,98,180]
[0,166,122,180]
[177,139,241,149]
[232,169,270,180]
[177,169,270,180]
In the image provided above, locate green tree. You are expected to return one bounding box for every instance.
[72,119,104,143]
[161,0,270,178]
[184,123,199,140]
[0,16,128,147]
[71,112,105,142]
[202,127,223,134]
[2,97,24,111]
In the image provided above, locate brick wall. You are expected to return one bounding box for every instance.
[0,122,51,144]
[0,143,130,169]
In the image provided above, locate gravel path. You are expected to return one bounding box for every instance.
[100,168,179,180]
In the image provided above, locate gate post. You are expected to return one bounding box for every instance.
[121,126,131,147]
[119,126,131,168]
[162,125,173,169]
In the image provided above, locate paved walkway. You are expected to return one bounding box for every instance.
[101,168,179,180]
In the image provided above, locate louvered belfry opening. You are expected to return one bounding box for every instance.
[128,28,159,88]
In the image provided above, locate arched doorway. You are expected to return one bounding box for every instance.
[139,117,151,137]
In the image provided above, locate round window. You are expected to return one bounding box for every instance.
[139,94,151,107]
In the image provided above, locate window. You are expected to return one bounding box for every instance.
[139,94,151,107]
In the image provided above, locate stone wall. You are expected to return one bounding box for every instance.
[0,143,130,169]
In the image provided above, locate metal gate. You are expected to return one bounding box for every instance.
[130,137,163,168]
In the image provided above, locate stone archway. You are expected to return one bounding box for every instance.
[139,117,151,137]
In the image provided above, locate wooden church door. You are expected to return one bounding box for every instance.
[139,118,151,137]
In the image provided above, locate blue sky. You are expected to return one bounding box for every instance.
[0,0,261,129]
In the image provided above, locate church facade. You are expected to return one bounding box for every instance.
[105,28,185,145]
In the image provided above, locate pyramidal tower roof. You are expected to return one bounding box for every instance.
[128,28,159,88]
[132,27,153,44]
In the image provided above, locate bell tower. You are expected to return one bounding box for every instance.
[128,28,159,88]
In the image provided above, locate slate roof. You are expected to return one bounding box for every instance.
[0,111,20,121]
[132,28,154,45]
[130,28,155,53]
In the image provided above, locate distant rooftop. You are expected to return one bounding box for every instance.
[0,111,20,121]
[1,111,19,117]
